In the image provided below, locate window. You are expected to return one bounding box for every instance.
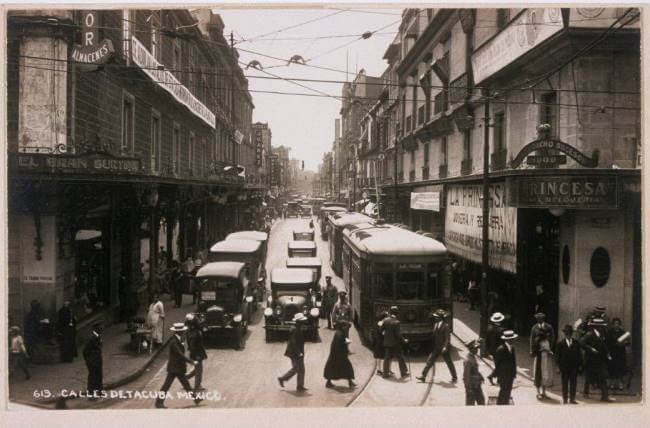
[375,273,394,299]
[440,136,448,165]
[150,109,161,172]
[426,264,442,299]
[497,9,510,29]
[121,91,135,154]
[172,122,180,175]
[410,149,415,168]
[493,112,505,152]
[150,11,160,60]
[463,129,472,161]
[202,136,207,174]
[172,40,182,80]
[188,132,195,173]
[424,142,430,166]
[541,92,558,136]
[396,271,424,300]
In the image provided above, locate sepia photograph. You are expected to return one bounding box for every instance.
[1,2,646,425]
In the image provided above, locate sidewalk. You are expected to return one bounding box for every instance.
[452,300,642,404]
[9,293,196,408]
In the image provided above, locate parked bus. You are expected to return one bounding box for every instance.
[327,212,373,276]
[341,222,451,346]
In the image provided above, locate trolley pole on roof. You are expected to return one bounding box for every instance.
[480,91,490,356]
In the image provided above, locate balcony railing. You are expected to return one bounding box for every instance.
[490,149,508,171]
[439,164,448,179]
[461,158,473,175]
[422,166,429,180]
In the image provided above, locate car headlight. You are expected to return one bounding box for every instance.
[310,308,319,317]
[233,314,243,323]
[245,296,253,303]
[264,308,273,317]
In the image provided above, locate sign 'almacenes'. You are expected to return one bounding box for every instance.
[70,11,115,65]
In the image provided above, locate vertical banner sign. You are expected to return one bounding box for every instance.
[255,130,263,166]
[444,183,518,273]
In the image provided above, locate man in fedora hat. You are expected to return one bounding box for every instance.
[555,324,582,404]
[185,314,207,391]
[83,323,103,400]
[581,318,614,402]
[278,313,308,391]
[488,330,518,405]
[332,291,352,337]
[486,312,505,359]
[381,306,409,379]
[417,309,457,384]
[530,312,555,357]
[321,276,338,329]
[155,323,200,408]
[463,339,485,405]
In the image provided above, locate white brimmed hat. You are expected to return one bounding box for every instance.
[490,312,505,323]
[501,330,518,340]
[293,313,307,322]
[170,322,188,332]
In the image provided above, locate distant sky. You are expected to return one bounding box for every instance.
[217,6,402,171]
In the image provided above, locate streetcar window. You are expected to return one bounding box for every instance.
[375,273,394,298]
[396,271,424,300]
[426,263,442,299]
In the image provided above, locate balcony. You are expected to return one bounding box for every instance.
[439,164,448,179]
[490,149,508,171]
[422,166,429,180]
[409,170,416,182]
[461,158,473,176]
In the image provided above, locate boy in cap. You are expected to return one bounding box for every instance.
[155,323,200,408]
[278,313,308,391]
[463,339,484,405]
[555,324,582,404]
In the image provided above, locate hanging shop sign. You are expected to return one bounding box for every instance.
[131,36,215,129]
[255,130,263,167]
[444,183,517,273]
[511,138,599,169]
[10,153,141,175]
[471,8,563,84]
[509,176,618,209]
[410,192,440,212]
[269,155,279,186]
[70,11,115,65]
[234,130,244,145]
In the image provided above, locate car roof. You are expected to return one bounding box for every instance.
[286,257,322,267]
[288,241,316,249]
[210,239,261,253]
[321,206,347,213]
[225,231,268,242]
[196,261,246,279]
[271,268,314,284]
[330,212,373,227]
[343,223,447,256]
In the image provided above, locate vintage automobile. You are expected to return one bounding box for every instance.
[286,202,301,218]
[288,240,317,258]
[286,256,322,296]
[292,229,315,241]
[208,239,266,306]
[225,230,269,265]
[300,204,313,218]
[264,268,320,342]
[194,261,253,350]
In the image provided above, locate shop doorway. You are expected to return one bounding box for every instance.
[519,209,561,334]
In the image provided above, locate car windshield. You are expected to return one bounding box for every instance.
[199,278,241,304]
[396,271,424,300]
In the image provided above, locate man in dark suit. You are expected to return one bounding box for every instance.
[278,313,308,391]
[581,318,614,402]
[185,314,208,391]
[486,312,505,359]
[381,306,409,379]
[83,323,103,400]
[321,276,338,329]
[57,300,77,363]
[416,309,457,383]
[488,330,518,405]
[529,312,555,356]
[155,323,200,408]
[555,324,582,404]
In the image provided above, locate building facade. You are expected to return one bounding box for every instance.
[7,9,261,344]
[372,8,641,363]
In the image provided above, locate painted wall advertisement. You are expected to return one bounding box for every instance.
[444,183,517,273]
[410,192,440,212]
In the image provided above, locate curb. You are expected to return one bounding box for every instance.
[33,334,173,406]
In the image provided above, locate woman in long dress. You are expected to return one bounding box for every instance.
[324,321,356,388]
[147,294,165,346]
[533,331,554,399]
